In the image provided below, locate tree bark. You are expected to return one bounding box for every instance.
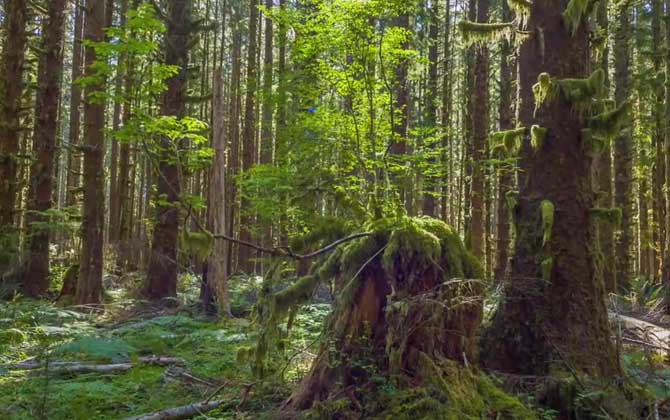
[482,0,619,381]
[493,0,514,284]
[76,0,107,305]
[206,70,230,315]
[66,0,85,208]
[0,0,27,231]
[613,0,634,292]
[468,0,489,262]
[422,0,439,217]
[145,0,191,299]
[23,0,68,297]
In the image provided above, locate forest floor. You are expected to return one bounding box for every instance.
[2,275,670,419]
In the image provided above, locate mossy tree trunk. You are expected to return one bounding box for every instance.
[482,1,619,380]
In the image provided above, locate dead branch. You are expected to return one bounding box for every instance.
[4,356,185,374]
[122,399,229,420]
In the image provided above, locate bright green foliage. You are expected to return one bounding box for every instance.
[459,21,515,46]
[540,200,555,247]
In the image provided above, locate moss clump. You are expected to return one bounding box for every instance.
[179,229,214,262]
[374,357,537,420]
[491,127,526,157]
[530,125,547,152]
[459,20,514,46]
[589,207,622,227]
[541,257,553,282]
[563,0,599,35]
[540,200,554,247]
[532,73,558,114]
[589,100,631,142]
[557,69,606,114]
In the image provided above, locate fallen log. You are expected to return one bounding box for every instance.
[3,356,185,374]
[122,399,228,420]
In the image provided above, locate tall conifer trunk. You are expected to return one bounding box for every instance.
[145,0,191,299]
[0,0,27,232]
[77,0,107,304]
[24,0,68,297]
[483,1,619,381]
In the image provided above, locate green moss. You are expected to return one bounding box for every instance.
[508,0,532,27]
[532,73,558,114]
[589,207,622,227]
[377,356,537,420]
[530,125,547,152]
[540,200,554,247]
[179,229,213,262]
[563,0,599,35]
[459,20,514,46]
[491,127,526,157]
[557,69,606,113]
[589,100,631,142]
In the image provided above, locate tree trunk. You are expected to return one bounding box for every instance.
[663,0,670,313]
[77,0,107,305]
[0,0,27,232]
[66,0,85,208]
[145,0,191,300]
[422,0,439,217]
[390,12,410,209]
[468,0,490,262]
[613,0,634,292]
[109,0,129,245]
[238,0,260,274]
[206,70,230,315]
[493,0,514,283]
[23,0,68,297]
[482,1,619,381]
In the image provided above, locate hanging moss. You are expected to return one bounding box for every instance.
[563,0,599,35]
[557,69,606,114]
[530,125,547,152]
[459,20,514,46]
[532,73,558,114]
[588,100,631,142]
[491,127,526,156]
[179,229,214,262]
[589,207,622,227]
[508,0,532,27]
[540,200,554,247]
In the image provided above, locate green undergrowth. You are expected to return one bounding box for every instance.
[0,298,327,420]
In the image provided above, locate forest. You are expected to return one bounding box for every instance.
[1,0,670,418]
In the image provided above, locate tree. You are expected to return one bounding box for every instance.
[145,0,192,300]
[0,0,27,234]
[613,0,634,292]
[23,0,68,297]
[77,0,107,305]
[66,1,86,208]
[483,1,621,383]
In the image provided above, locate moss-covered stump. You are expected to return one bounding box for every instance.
[255,216,519,417]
